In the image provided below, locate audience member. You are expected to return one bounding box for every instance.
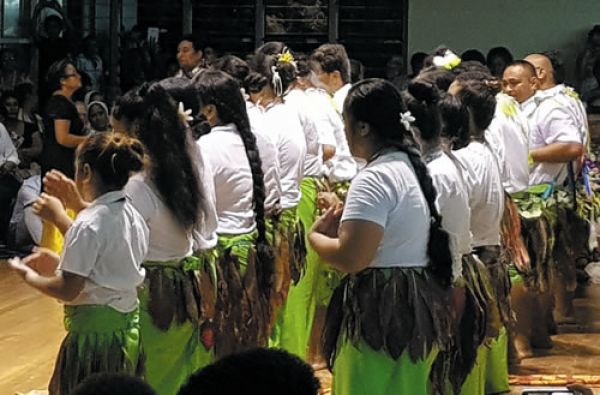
[75,35,104,92]
[87,101,111,134]
[385,55,407,89]
[461,48,486,64]
[350,58,365,83]
[176,34,205,79]
[487,46,514,78]
[0,48,32,92]
[8,175,42,251]
[177,348,320,395]
[577,25,600,95]
[409,51,428,79]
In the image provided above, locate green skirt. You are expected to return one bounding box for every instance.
[49,305,142,395]
[270,178,317,358]
[214,231,273,358]
[333,340,439,395]
[140,253,216,395]
[485,327,510,395]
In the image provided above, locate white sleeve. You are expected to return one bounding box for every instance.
[59,223,100,277]
[541,107,582,145]
[124,176,158,222]
[313,94,338,146]
[24,206,43,245]
[0,123,19,166]
[341,170,394,228]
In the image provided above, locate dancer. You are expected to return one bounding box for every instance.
[309,79,453,395]
[10,132,149,395]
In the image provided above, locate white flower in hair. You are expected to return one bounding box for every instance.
[433,50,462,70]
[400,111,416,131]
[178,101,194,123]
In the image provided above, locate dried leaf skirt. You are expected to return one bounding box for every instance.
[48,305,142,395]
[140,254,216,395]
[214,231,275,358]
[323,267,453,395]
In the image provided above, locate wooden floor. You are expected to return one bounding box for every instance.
[2,259,600,394]
[0,264,65,395]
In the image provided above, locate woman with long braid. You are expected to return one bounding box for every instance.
[43,78,218,395]
[309,79,453,395]
[194,70,276,358]
[246,48,310,358]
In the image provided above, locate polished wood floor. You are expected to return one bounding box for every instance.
[2,259,600,394]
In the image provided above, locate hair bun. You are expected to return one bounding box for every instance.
[408,78,440,105]
[244,71,268,94]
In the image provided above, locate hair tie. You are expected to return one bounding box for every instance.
[177,101,194,124]
[271,65,283,97]
[433,50,462,70]
[400,111,416,131]
[110,152,118,173]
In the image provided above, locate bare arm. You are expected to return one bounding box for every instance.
[322,144,336,162]
[308,207,384,274]
[530,142,583,163]
[54,119,86,148]
[21,131,43,160]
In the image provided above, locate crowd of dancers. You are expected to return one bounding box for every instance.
[6,38,597,395]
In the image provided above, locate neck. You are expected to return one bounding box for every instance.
[332,80,345,94]
[539,80,557,91]
[58,87,75,99]
[420,138,442,157]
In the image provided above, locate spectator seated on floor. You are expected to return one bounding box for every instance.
[87,101,111,135]
[0,122,22,243]
[177,348,321,395]
[71,373,157,395]
[8,175,42,252]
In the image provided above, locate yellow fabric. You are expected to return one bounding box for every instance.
[40,209,76,253]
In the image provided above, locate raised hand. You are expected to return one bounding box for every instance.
[43,170,86,211]
[32,192,65,225]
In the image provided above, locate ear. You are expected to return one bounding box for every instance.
[81,163,94,184]
[357,120,370,137]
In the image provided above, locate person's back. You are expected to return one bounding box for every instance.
[178,348,320,395]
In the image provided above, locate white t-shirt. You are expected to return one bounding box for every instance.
[125,174,195,261]
[9,175,42,245]
[198,123,256,234]
[455,142,504,248]
[320,85,358,182]
[485,93,529,194]
[342,150,430,268]
[537,84,588,149]
[192,150,219,251]
[262,102,307,209]
[0,123,19,166]
[522,93,582,185]
[285,88,323,177]
[246,100,283,212]
[59,191,149,313]
[426,151,472,281]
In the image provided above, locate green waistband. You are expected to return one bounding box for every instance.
[143,251,217,271]
[64,305,139,334]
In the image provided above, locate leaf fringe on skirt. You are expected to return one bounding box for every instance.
[322,267,453,391]
[48,305,142,395]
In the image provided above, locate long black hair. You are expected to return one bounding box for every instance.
[247,42,297,97]
[194,70,273,289]
[344,78,453,287]
[112,78,205,230]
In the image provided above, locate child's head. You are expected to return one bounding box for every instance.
[178,348,320,395]
[75,132,145,199]
[71,373,156,395]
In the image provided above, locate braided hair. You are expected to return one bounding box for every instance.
[344,78,453,287]
[112,78,205,230]
[194,70,274,289]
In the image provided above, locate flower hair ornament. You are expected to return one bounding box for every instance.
[271,65,284,97]
[177,101,194,124]
[433,49,462,71]
[278,49,295,65]
[400,111,416,131]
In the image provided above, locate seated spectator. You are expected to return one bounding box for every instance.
[0,123,21,242]
[350,58,364,83]
[0,91,43,173]
[577,25,600,96]
[461,48,486,64]
[71,373,157,395]
[177,348,320,395]
[8,175,42,251]
[385,55,407,89]
[0,48,32,92]
[15,82,45,134]
[84,90,105,108]
[75,101,90,134]
[582,58,600,113]
[87,101,111,134]
[75,35,104,92]
[487,46,514,78]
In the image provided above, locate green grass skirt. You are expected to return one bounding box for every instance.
[48,305,142,395]
[140,254,216,395]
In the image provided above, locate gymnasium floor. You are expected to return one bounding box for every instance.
[2,261,600,395]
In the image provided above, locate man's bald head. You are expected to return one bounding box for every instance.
[525,53,556,87]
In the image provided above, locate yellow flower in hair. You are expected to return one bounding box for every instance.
[278,50,295,64]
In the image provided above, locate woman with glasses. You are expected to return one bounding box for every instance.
[39,58,86,253]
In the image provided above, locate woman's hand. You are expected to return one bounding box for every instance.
[8,257,39,283]
[311,204,343,238]
[33,193,65,224]
[43,170,87,212]
[21,248,60,277]
[317,191,341,212]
